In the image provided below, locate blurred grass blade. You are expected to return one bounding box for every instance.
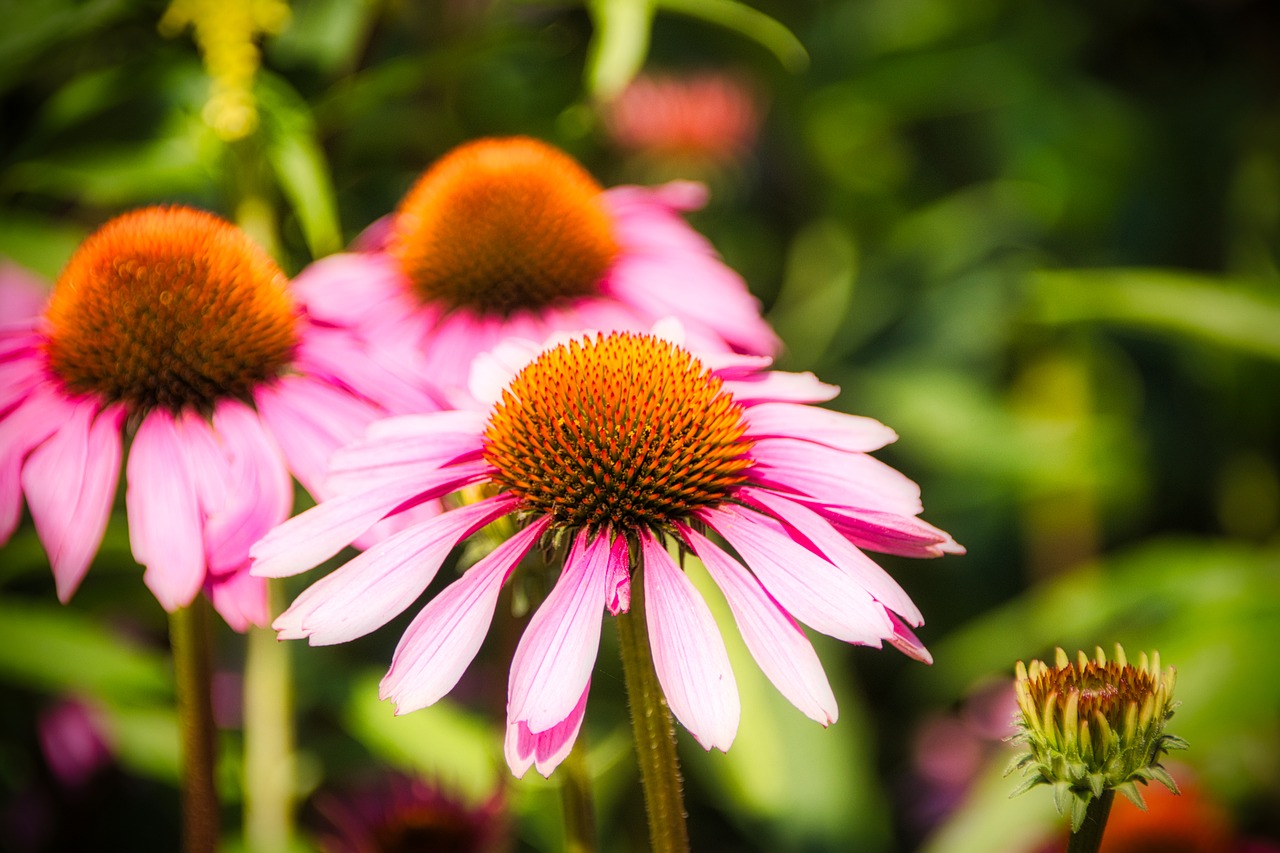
[659,0,809,72]
[257,73,343,259]
[1032,269,1280,361]
[585,0,656,101]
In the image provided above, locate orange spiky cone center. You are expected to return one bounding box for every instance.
[387,136,620,317]
[43,206,298,414]
[482,332,754,531]
[1028,659,1156,727]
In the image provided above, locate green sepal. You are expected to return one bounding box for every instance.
[1087,772,1105,798]
[1069,794,1090,833]
[1146,763,1181,795]
[1009,774,1047,798]
[1115,780,1147,810]
[1052,781,1073,816]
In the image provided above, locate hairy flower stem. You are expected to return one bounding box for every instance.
[244,581,295,850]
[170,600,219,853]
[617,566,690,853]
[1067,790,1115,853]
[560,735,597,853]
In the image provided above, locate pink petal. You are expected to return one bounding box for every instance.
[697,504,892,645]
[505,681,590,779]
[0,261,49,322]
[639,530,739,751]
[22,402,125,602]
[381,516,551,713]
[205,566,270,632]
[250,459,490,579]
[293,325,439,415]
[722,372,840,405]
[679,524,837,726]
[325,414,486,494]
[743,402,897,452]
[273,494,519,645]
[886,612,932,664]
[507,530,623,733]
[203,401,292,576]
[291,252,409,328]
[253,375,383,499]
[420,311,508,395]
[749,437,924,516]
[738,486,923,626]
[799,500,964,558]
[127,410,206,612]
[1,385,68,542]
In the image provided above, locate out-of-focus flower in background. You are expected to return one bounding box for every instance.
[0,206,426,629]
[252,326,961,776]
[294,136,779,401]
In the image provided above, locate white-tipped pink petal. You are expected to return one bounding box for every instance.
[698,504,892,645]
[381,517,551,714]
[273,493,518,645]
[743,403,898,452]
[639,530,739,751]
[886,612,932,664]
[250,459,490,579]
[202,401,292,576]
[722,371,839,404]
[679,524,837,726]
[505,681,590,779]
[126,410,205,612]
[750,437,924,516]
[507,531,621,733]
[739,486,923,626]
[22,402,125,602]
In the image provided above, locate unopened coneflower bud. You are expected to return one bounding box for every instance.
[1008,644,1187,832]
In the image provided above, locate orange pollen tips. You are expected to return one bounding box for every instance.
[482,332,754,531]
[43,206,298,414]
[387,136,620,317]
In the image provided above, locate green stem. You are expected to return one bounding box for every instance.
[616,566,689,853]
[560,733,597,853]
[1067,790,1116,853]
[170,599,220,853]
[244,581,295,851]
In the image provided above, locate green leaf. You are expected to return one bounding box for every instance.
[584,0,656,101]
[658,0,808,72]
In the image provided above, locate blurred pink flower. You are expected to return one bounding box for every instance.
[0,208,430,629]
[253,326,961,777]
[37,698,113,790]
[603,71,764,165]
[292,136,779,401]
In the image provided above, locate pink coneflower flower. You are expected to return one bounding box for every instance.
[0,206,429,630]
[291,136,779,398]
[252,327,961,777]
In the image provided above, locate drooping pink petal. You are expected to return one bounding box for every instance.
[722,371,839,405]
[0,385,68,541]
[507,530,622,733]
[293,325,439,415]
[273,494,519,645]
[698,504,893,645]
[639,530,739,751]
[743,402,898,452]
[505,681,590,779]
[0,355,43,414]
[127,410,206,612]
[381,517,551,714]
[803,501,965,558]
[22,402,125,602]
[325,415,486,494]
[290,252,409,328]
[250,459,490,579]
[253,374,384,499]
[205,565,270,632]
[203,401,292,576]
[886,612,932,664]
[678,524,837,726]
[749,437,924,516]
[738,486,923,626]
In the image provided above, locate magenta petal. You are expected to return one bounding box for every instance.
[505,681,590,779]
[22,402,125,602]
[203,401,292,576]
[127,410,206,612]
[886,612,932,664]
[739,486,923,626]
[743,402,897,452]
[273,494,519,645]
[507,530,619,733]
[250,459,490,579]
[381,517,551,714]
[698,504,892,645]
[750,437,924,516]
[639,530,739,751]
[679,524,837,725]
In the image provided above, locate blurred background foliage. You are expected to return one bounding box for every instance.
[2,0,1278,850]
